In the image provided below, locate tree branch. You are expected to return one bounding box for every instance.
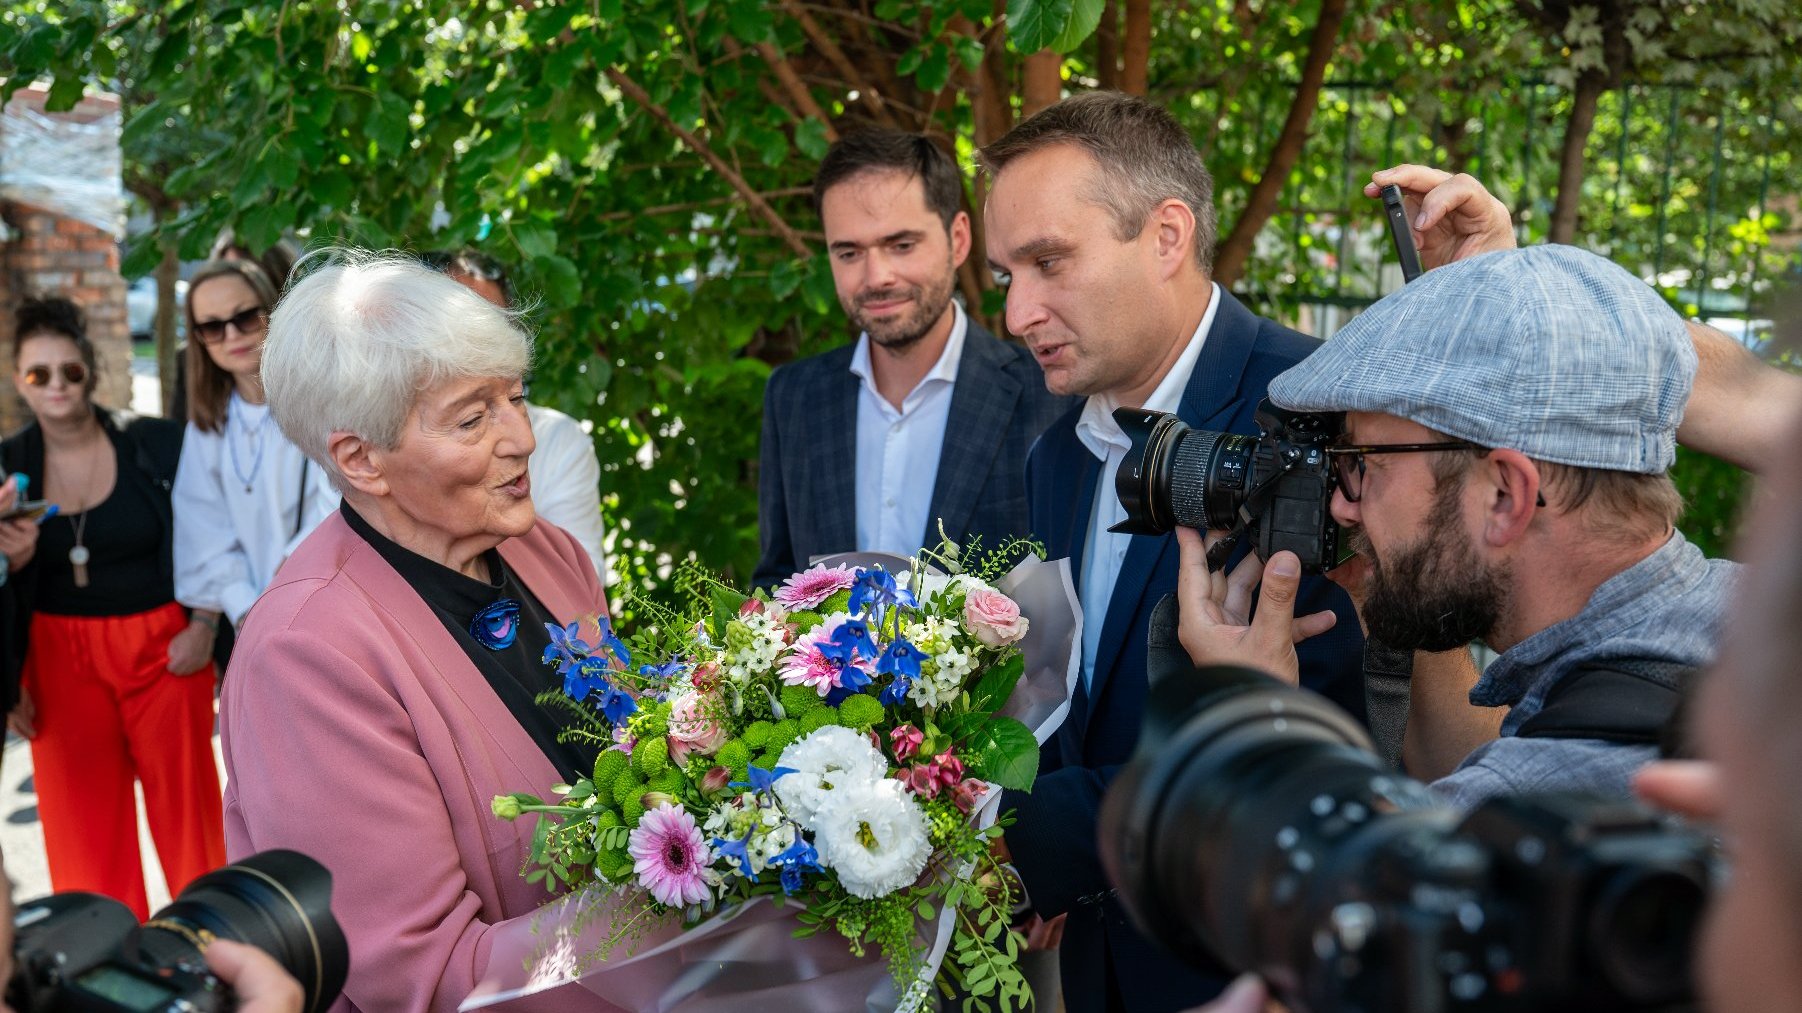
[1121,0,1151,95]
[604,68,813,258]
[596,188,814,222]
[753,40,840,140]
[780,0,901,128]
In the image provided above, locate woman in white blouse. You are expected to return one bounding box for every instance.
[173,260,337,641]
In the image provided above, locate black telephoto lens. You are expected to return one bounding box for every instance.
[139,850,350,1013]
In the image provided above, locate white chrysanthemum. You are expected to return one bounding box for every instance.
[813,778,933,899]
[909,645,974,710]
[774,726,887,829]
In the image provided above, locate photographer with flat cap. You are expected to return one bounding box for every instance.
[1177,243,1735,806]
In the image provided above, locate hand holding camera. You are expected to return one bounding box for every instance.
[1172,527,1336,687]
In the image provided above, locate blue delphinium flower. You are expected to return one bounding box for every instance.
[848,567,917,616]
[770,837,820,895]
[597,683,638,725]
[596,617,632,668]
[876,638,925,679]
[834,664,873,695]
[563,655,612,702]
[730,763,797,795]
[542,621,591,674]
[713,832,755,877]
[879,676,912,708]
[820,618,877,662]
[639,658,687,680]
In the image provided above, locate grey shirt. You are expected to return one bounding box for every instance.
[1432,531,1737,808]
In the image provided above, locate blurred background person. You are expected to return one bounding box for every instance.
[172,260,337,652]
[432,249,609,583]
[167,232,301,425]
[0,296,224,921]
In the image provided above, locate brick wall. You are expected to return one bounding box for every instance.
[0,89,132,434]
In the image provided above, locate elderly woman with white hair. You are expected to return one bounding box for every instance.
[218,252,626,1012]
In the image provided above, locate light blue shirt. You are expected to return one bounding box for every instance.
[1432,530,1738,807]
[849,302,968,557]
[1072,285,1221,689]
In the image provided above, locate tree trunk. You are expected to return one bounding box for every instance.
[1121,0,1151,95]
[1096,1,1120,91]
[1022,49,1062,119]
[1549,70,1605,245]
[1211,0,1348,287]
[153,220,181,417]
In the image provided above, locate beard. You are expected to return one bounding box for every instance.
[1352,480,1509,652]
[843,263,957,352]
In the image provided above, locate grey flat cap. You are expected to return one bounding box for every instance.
[1268,245,1695,473]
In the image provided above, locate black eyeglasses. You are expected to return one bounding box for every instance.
[193,306,268,345]
[21,362,89,388]
[1327,441,1547,507]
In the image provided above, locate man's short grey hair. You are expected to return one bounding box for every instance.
[977,91,1218,271]
[262,248,532,487]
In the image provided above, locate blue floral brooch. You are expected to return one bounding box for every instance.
[470,599,522,650]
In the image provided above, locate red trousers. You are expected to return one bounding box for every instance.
[23,602,226,920]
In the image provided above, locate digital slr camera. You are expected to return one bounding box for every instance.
[1097,600,1715,1012]
[7,850,348,1013]
[1111,398,1342,572]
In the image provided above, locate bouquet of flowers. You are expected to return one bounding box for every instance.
[487,544,1077,1012]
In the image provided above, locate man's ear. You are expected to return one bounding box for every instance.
[329,431,389,498]
[1479,449,1542,548]
[1148,198,1197,281]
[948,210,973,270]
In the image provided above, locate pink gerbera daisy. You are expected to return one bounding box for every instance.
[628,803,713,907]
[780,615,871,695]
[774,563,858,611]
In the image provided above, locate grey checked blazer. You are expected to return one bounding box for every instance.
[754,318,1074,588]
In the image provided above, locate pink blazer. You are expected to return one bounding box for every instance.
[221,512,624,1013]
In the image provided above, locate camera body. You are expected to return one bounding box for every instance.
[1112,399,1341,572]
[1098,607,1714,1012]
[7,850,348,1013]
[9,894,228,1012]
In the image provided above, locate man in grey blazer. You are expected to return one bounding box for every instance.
[754,130,1074,587]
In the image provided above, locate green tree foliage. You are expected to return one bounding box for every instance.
[2,0,1793,579]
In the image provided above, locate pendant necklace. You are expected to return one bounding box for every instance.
[228,404,271,494]
[66,434,102,589]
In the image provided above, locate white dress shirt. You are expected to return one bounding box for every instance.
[1074,283,1222,689]
[527,402,608,584]
[850,302,968,557]
[173,392,339,625]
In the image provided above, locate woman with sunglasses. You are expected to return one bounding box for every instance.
[172,260,337,647]
[0,295,226,918]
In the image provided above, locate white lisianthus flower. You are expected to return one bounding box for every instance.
[774,725,888,829]
[813,778,933,899]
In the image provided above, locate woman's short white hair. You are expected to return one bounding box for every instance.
[262,248,532,487]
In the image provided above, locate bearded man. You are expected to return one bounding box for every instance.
[1178,243,1737,806]
[754,130,1072,585]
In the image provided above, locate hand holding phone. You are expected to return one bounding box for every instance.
[2,500,56,523]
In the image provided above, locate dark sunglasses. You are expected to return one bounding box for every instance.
[1327,441,1546,507]
[21,362,89,388]
[193,306,269,345]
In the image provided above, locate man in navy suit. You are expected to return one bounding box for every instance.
[978,92,1370,1013]
[755,131,1073,588]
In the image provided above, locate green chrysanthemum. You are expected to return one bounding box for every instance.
[767,718,802,751]
[800,706,839,735]
[780,684,826,716]
[836,694,884,730]
[742,721,775,749]
[593,748,629,787]
[633,736,671,777]
[716,739,752,779]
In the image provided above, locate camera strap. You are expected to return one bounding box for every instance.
[1514,659,1694,747]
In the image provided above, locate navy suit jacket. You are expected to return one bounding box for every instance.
[1006,290,1367,1013]
[754,318,1076,587]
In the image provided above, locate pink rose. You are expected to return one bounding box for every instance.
[964,588,1029,647]
[666,690,730,762]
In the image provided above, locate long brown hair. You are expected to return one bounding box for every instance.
[185,259,279,433]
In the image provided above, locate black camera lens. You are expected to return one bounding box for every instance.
[139,850,350,1013]
[1113,409,1254,536]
